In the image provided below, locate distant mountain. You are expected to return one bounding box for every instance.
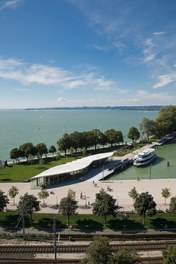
[25,106,161,111]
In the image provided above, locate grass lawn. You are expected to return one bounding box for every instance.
[0,156,77,182]
[0,145,142,183]
[1,211,176,231]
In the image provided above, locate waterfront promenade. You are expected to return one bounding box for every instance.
[0,142,174,214]
[0,143,176,214]
[1,178,175,214]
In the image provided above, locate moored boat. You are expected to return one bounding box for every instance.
[133,148,157,167]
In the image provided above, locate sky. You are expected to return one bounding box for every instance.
[0,0,176,109]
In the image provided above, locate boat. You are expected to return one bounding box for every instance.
[133,148,157,167]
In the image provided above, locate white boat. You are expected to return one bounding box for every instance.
[133,148,157,167]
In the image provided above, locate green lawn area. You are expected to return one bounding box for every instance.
[0,145,140,183]
[0,156,77,182]
[1,211,176,231]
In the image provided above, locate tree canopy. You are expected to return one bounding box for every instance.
[128,127,140,143]
[155,106,176,137]
[93,189,118,223]
[8,186,19,206]
[81,236,112,264]
[36,143,48,158]
[128,187,138,201]
[163,245,176,264]
[104,129,123,147]
[169,197,176,214]
[49,145,56,156]
[19,142,36,162]
[59,194,78,226]
[133,192,157,224]
[37,189,49,205]
[161,188,171,205]
[112,248,139,264]
[140,117,156,140]
[10,148,22,162]
[0,190,9,211]
[81,236,139,264]
[17,193,40,223]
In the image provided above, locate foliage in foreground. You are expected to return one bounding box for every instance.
[81,236,139,264]
[163,245,176,264]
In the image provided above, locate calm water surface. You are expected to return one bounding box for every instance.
[0,109,157,160]
[109,143,176,180]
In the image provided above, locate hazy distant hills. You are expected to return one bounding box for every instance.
[26,106,161,111]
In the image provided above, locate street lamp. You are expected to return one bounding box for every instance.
[149,164,152,180]
[102,165,104,182]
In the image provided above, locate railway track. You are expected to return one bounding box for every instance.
[0,240,175,254]
[0,256,163,264]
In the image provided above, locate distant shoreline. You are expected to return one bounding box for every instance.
[25,106,161,111]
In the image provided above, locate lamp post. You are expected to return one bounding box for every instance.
[102,165,104,182]
[53,217,57,262]
[149,164,152,180]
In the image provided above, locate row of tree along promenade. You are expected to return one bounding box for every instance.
[7,105,176,166]
[1,184,176,230]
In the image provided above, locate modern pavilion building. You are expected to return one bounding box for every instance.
[30,152,114,188]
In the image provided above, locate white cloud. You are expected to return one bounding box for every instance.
[0,58,116,91]
[153,73,176,89]
[143,38,157,63]
[153,32,165,36]
[0,0,23,10]
[0,58,23,69]
[57,97,66,102]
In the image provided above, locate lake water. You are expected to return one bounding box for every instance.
[110,142,176,180]
[0,109,157,160]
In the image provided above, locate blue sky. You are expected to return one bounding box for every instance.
[0,0,176,108]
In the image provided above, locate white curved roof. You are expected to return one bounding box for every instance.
[31,152,114,180]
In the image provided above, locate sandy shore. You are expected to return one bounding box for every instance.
[1,178,175,214]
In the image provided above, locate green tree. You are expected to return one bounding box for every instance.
[99,133,108,148]
[161,188,171,205]
[83,131,95,149]
[140,117,156,140]
[112,248,139,264]
[8,186,19,206]
[69,131,82,152]
[155,106,176,137]
[67,188,76,199]
[17,193,40,223]
[128,127,140,144]
[37,189,49,205]
[169,197,176,213]
[0,190,9,211]
[36,143,48,159]
[49,145,56,157]
[57,133,71,155]
[93,189,118,223]
[163,245,176,264]
[128,187,138,202]
[105,129,123,147]
[10,148,22,163]
[133,192,157,225]
[19,142,35,162]
[90,129,104,150]
[59,195,78,226]
[81,236,112,264]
